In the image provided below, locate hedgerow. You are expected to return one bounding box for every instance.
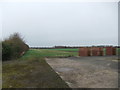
[2,33,29,61]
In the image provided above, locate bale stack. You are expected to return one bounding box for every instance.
[79,46,117,57]
[79,47,91,56]
[112,47,116,55]
[91,47,104,56]
[105,46,113,56]
[99,47,104,56]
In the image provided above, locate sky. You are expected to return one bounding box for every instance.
[1,1,118,47]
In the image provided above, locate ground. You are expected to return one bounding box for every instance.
[46,56,118,88]
[2,49,119,88]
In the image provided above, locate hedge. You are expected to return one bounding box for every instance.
[2,33,29,61]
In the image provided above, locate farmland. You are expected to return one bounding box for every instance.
[21,49,78,59]
[45,48,79,52]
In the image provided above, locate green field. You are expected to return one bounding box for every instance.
[46,48,79,52]
[21,49,78,60]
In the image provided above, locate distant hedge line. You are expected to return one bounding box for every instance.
[2,33,29,61]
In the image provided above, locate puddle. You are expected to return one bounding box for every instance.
[56,67,74,72]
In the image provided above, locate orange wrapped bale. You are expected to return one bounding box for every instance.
[106,47,113,55]
[79,47,91,56]
[91,47,104,56]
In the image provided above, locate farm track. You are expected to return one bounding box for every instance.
[46,56,118,88]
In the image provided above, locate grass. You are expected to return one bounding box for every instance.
[20,49,78,60]
[2,49,75,88]
[45,48,79,52]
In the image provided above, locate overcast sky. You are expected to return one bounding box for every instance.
[1,2,118,47]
